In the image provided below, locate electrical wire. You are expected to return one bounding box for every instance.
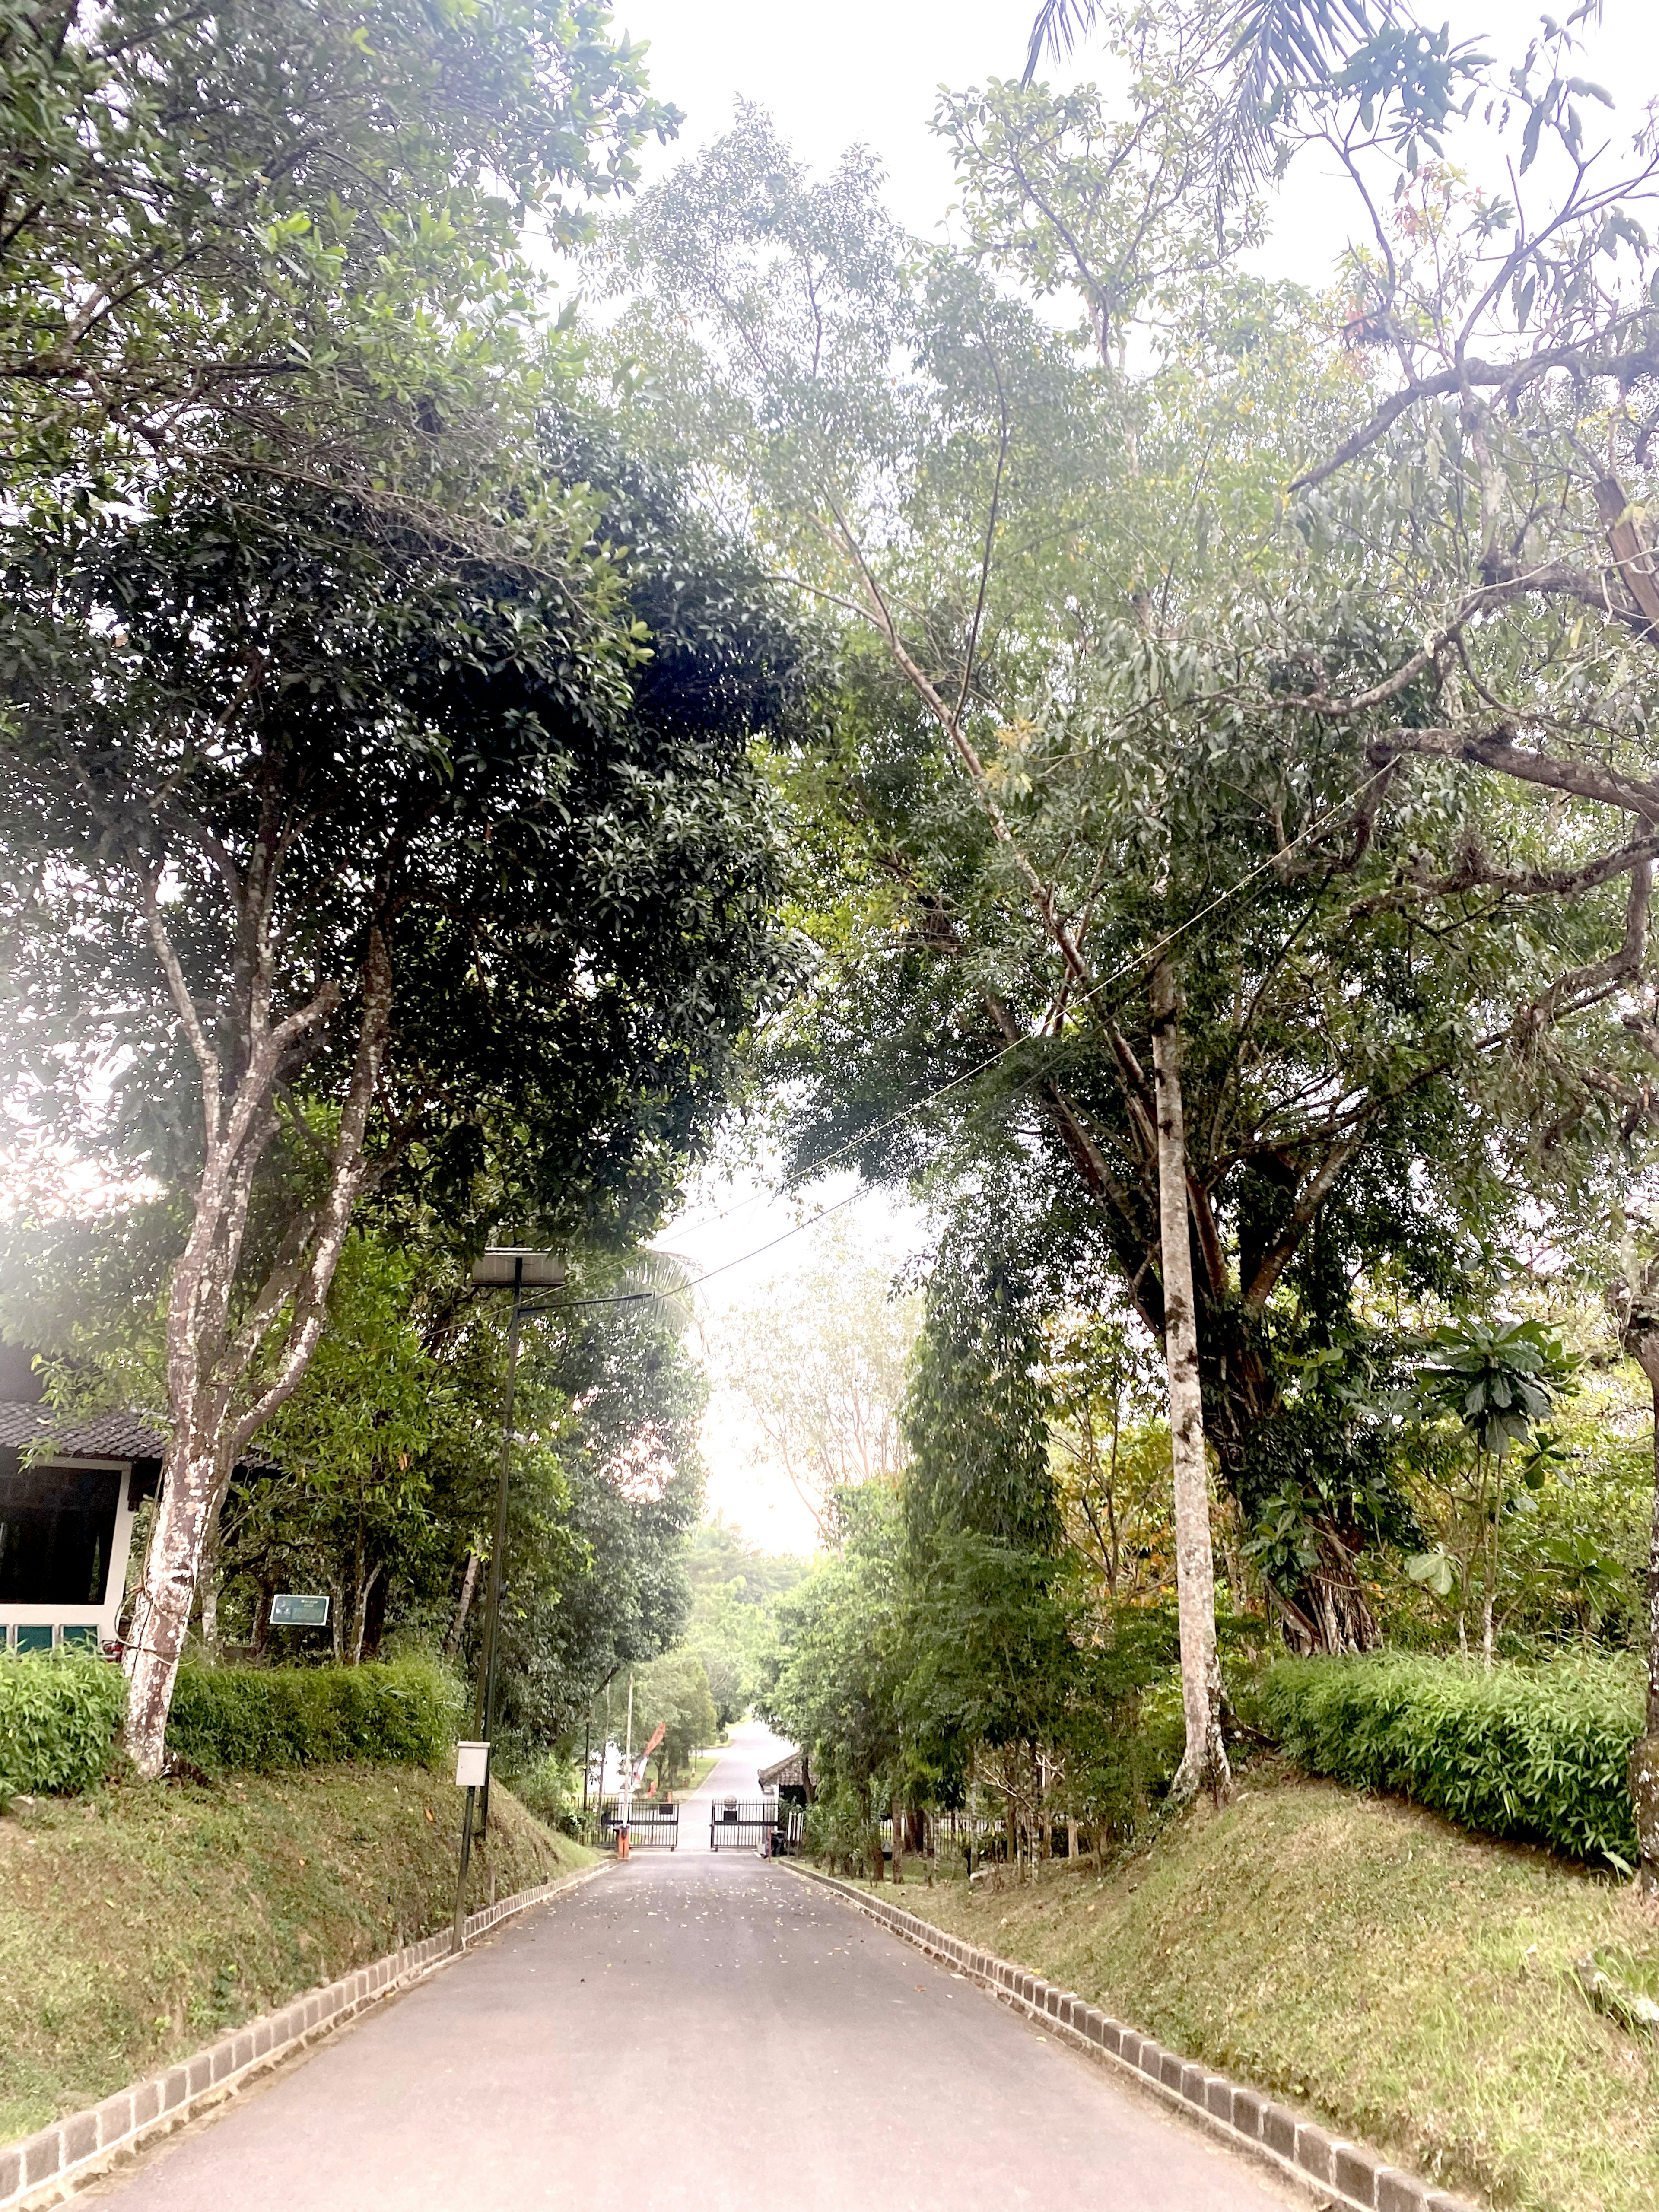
[467,763,1392,1326]
[652,763,1394,1269]
[508,1187,871,1317]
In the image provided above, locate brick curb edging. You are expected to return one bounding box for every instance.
[1,1858,610,2211]
[786,1866,1478,2212]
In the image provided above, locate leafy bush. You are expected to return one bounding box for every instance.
[508,1751,583,1834]
[0,1650,126,1796]
[166,1656,461,1773]
[1262,1652,1642,1868]
[804,1778,881,1876]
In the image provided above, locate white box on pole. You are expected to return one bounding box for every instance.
[455,1741,490,1789]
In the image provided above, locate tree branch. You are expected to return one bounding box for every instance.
[1291,338,1659,495]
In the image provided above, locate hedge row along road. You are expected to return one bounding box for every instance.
[77,1724,1298,2212]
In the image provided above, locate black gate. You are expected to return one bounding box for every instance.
[709,1796,802,1853]
[597,1797,679,1850]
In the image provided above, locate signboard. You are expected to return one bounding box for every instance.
[270,1592,330,1628]
[455,1741,490,1789]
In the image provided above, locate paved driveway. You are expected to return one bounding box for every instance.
[86,1842,1299,2210]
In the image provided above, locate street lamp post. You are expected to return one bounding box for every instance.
[451,1247,565,1952]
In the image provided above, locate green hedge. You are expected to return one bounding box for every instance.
[166,1656,462,1773]
[0,1650,126,1795]
[1262,1652,1643,1868]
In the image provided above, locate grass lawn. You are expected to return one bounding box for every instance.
[847,1764,1658,2212]
[0,1764,593,2145]
[675,1750,721,1794]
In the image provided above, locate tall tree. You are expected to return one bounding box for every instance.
[607,36,1659,1806]
[0,469,801,1771]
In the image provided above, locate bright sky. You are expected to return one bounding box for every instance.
[628,0,1659,1550]
[658,1161,922,1554]
[613,0,1659,257]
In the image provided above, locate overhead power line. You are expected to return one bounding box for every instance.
[647,764,1395,1290]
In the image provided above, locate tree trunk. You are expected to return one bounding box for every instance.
[891,1795,904,1884]
[121,1437,226,1775]
[251,1578,275,1659]
[119,919,392,1776]
[1150,957,1231,1808]
[444,1549,481,1662]
[350,1564,382,1666]
[1481,1451,1499,1669]
[361,1567,389,1661]
[1066,1814,1079,1864]
[197,1520,222,1662]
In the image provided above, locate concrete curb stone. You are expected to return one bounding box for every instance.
[2,1857,610,2210]
[786,1864,1481,2212]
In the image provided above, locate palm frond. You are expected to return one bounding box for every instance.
[614,1248,702,1334]
[1226,0,1384,125]
[1021,0,1103,88]
[1023,0,1395,184]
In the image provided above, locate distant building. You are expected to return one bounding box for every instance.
[0,1340,164,1656]
[758,1746,814,1807]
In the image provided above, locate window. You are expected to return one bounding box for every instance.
[0,1464,121,1606]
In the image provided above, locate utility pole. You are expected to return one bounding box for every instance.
[452,1247,563,1951]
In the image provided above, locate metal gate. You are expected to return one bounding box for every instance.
[709,1796,802,1853]
[597,1797,679,1850]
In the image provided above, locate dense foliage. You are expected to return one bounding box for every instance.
[166,1657,461,1774]
[0,0,671,499]
[7,0,1659,1889]
[0,1651,126,1798]
[1262,1654,1643,1869]
[617,0,1659,1875]
[678,1520,809,1727]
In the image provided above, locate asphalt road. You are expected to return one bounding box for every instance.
[86,1733,1298,2212]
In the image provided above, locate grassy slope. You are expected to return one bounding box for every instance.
[0,1766,594,2143]
[855,1766,1658,2212]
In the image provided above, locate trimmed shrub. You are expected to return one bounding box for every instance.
[1262,1651,1642,1868]
[166,1655,462,1773]
[0,1649,126,1795]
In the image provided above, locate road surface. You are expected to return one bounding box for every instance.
[86,1725,1297,2211]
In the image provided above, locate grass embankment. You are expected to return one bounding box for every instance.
[0,1765,593,2144]
[847,1766,1658,2212]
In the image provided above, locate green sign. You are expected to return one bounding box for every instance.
[270,1593,330,1628]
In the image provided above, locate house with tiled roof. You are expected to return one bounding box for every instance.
[0,1340,165,1656]
[758,1745,814,1805]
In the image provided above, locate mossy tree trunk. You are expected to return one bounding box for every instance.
[1150,957,1231,1808]
[1634,1364,1659,1893]
[1618,1307,1659,1893]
